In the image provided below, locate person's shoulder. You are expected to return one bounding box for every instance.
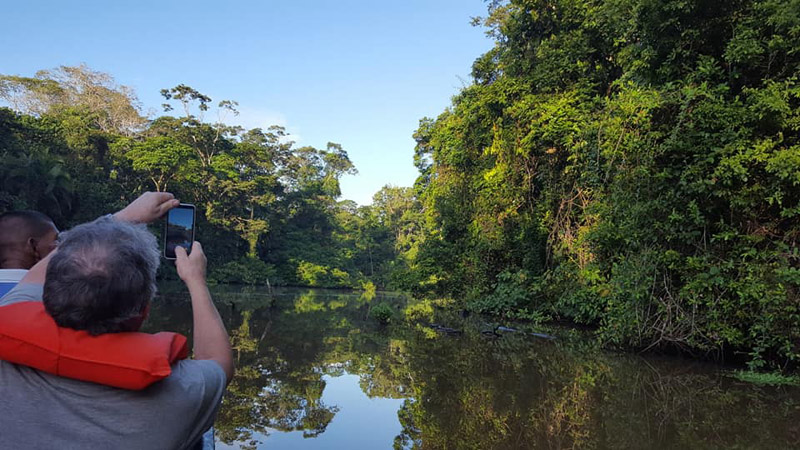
[157,360,227,446]
[0,282,43,306]
[167,359,227,389]
[151,359,226,420]
[0,269,28,284]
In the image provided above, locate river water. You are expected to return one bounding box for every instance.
[144,285,800,449]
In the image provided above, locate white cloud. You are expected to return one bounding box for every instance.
[220,106,302,143]
[229,106,287,128]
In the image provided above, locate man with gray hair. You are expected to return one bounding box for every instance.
[42,219,159,336]
[0,192,234,450]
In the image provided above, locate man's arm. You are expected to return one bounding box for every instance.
[175,242,235,384]
[113,191,180,224]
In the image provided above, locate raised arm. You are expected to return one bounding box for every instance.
[113,191,180,224]
[175,242,235,384]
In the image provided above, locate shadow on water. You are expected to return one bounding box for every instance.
[144,285,800,450]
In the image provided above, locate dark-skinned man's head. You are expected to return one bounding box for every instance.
[0,211,59,270]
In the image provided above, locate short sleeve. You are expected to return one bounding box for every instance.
[0,283,44,306]
[168,359,227,450]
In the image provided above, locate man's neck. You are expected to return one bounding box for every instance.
[0,256,34,270]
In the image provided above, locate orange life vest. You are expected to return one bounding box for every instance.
[0,301,188,390]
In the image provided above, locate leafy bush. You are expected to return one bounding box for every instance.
[296,261,353,288]
[369,302,394,324]
[404,300,434,323]
[467,270,547,322]
[361,280,377,301]
[732,370,800,386]
[210,257,276,285]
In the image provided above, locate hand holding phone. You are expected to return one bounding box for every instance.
[164,204,196,259]
[175,241,207,284]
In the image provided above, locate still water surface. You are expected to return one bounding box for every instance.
[145,285,800,449]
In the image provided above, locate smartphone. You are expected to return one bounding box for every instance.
[164,203,195,259]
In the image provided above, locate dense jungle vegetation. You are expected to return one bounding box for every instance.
[0,66,414,290]
[405,0,800,371]
[2,0,799,370]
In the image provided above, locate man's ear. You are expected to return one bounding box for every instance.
[141,302,151,321]
[28,238,41,261]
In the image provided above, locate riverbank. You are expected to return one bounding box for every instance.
[149,285,800,449]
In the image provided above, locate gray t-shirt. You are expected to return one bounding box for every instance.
[0,284,226,450]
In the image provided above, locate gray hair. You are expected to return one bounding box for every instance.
[43,218,160,335]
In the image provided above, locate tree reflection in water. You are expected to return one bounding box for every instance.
[147,286,800,450]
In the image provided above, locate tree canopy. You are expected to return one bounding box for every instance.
[398,0,800,370]
[0,65,408,290]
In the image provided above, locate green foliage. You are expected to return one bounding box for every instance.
[0,66,404,293]
[361,280,377,300]
[403,299,435,323]
[296,261,353,288]
[732,370,800,386]
[110,136,193,191]
[150,287,800,450]
[369,302,394,324]
[467,270,548,322]
[210,257,276,286]
[404,0,800,369]
[0,64,145,133]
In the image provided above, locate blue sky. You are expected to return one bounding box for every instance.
[1,1,494,205]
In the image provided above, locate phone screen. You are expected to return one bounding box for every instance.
[164,204,195,259]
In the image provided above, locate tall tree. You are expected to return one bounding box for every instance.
[0,64,145,134]
[110,136,194,192]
